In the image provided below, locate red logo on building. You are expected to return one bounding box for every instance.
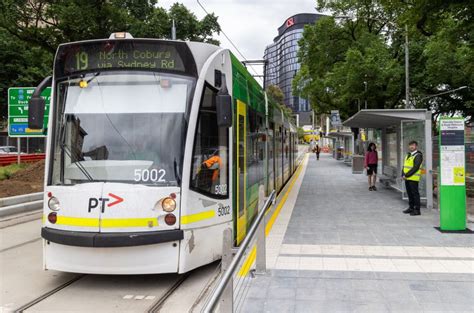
[286,18,295,28]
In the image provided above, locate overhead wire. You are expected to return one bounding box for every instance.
[196,0,264,84]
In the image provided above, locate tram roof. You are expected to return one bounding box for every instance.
[343,109,430,129]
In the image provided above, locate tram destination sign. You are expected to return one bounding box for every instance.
[8,87,51,137]
[56,41,192,77]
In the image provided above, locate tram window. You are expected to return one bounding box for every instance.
[190,84,229,198]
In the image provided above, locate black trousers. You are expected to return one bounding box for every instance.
[405,180,420,209]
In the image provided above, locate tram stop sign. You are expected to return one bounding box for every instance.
[439,117,466,231]
[8,87,51,137]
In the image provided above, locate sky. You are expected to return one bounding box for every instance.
[159,0,322,82]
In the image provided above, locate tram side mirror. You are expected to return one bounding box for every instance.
[216,74,233,128]
[28,76,52,130]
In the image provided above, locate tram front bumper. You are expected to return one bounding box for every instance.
[42,228,183,274]
[42,227,184,247]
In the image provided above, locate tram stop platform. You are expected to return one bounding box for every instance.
[240,153,474,313]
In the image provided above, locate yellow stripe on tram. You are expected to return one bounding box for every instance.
[101,218,157,228]
[55,216,100,227]
[238,154,308,277]
[45,209,216,228]
[181,210,215,225]
[45,216,158,228]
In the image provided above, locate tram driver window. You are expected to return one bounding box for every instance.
[190,85,229,198]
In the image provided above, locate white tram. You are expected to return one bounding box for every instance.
[28,33,299,274]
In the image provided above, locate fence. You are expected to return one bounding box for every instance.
[0,153,45,166]
[202,188,276,313]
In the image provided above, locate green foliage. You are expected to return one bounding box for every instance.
[266,84,285,106]
[0,29,52,120]
[266,84,294,121]
[295,0,473,122]
[0,0,221,119]
[0,163,28,180]
[297,127,305,141]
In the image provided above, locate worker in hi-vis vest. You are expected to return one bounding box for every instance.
[402,140,423,216]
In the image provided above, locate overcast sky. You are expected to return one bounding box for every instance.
[159,0,322,82]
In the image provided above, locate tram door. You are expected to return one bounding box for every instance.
[236,100,247,245]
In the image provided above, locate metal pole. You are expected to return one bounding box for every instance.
[17,137,21,164]
[203,191,276,313]
[425,112,433,210]
[171,19,176,40]
[255,185,266,274]
[405,24,410,109]
[263,60,267,90]
[220,228,233,313]
[364,82,368,109]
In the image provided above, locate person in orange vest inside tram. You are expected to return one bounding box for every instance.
[402,141,423,216]
[202,150,222,192]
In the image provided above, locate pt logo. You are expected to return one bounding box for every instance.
[88,193,124,213]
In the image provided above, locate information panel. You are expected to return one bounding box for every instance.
[439,117,466,231]
[440,119,465,186]
[8,87,51,137]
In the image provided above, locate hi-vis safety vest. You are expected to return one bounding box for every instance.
[403,153,422,182]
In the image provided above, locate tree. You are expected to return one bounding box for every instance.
[266,84,285,105]
[294,0,473,122]
[266,84,294,119]
[293,14,403,119]
[0,0,221,118]
[0,1,221,53]
[0,29,52,120]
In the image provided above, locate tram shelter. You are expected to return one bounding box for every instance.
[343,109,433,209]
[327,131,354,164]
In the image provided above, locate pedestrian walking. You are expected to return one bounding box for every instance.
[364,142,378,191]
[315,144,320,160]
[402,141,423,216]
[309,139,315,153]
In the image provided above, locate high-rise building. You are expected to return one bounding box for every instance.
[263,13,324,112]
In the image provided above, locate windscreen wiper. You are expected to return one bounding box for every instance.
[60,143,94,181]
[173,158,181,185]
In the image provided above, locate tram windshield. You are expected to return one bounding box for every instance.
[50,71,195,186]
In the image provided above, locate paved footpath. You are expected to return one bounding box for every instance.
[241,153,474,313]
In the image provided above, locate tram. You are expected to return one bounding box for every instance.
[28,32,300,274]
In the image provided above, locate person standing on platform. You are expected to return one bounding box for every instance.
[315,144,320,160]
[402,141,423,216]
[364,142,378,191]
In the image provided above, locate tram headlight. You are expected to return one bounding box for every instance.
[48,197,61,211]
[161,197,176,212]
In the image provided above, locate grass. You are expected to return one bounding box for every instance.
[0,163,28,180]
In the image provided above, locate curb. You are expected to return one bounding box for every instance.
[0,193,43,217]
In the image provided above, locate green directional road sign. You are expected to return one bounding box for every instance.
[8,87,51,137]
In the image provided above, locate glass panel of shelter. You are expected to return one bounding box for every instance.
[401,120,427,199]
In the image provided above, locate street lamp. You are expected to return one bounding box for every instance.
[414,86,469,106]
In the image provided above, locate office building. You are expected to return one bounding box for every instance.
[263,13,324,112]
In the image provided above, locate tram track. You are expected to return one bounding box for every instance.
[8,272,196,313]
[13,274,87,313]
[145,273,191,313]
[0,237,41,253]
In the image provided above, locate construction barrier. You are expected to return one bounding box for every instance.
[0,154,45,167]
